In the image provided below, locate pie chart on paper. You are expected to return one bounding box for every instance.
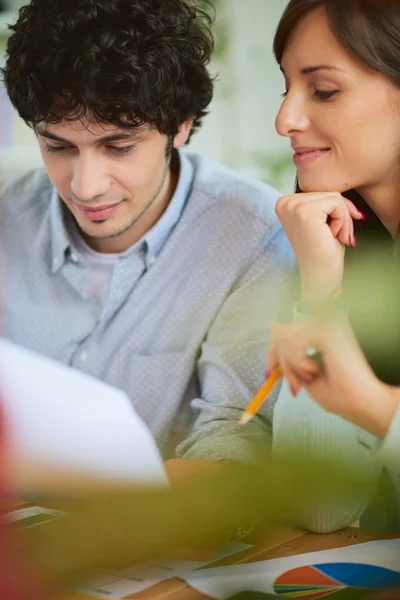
[273,563,400,599]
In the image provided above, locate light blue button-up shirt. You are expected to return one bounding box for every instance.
[1,150,294,460]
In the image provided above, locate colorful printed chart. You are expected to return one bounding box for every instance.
[273,563,400,599]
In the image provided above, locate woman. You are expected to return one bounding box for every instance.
[269,0,400,532]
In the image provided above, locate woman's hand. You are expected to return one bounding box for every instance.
[275,192,364,312]
[267,313,399,439]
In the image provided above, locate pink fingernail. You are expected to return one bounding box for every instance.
[265,369,271,380]
[290,384,298,397]
[352,234,357,247]
[358,210,366,220]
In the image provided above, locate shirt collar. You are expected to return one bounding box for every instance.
[49,148,194,271]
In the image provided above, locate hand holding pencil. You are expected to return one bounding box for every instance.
[240,287,343,425]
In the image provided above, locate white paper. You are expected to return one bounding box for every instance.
[7,505,62,526]
[0,338,168,491]
[73,542,252,599]
[185,538,400,598]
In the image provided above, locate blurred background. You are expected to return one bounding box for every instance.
[0,0,296,193]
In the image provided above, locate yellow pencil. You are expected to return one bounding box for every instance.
[239,286,343,425]
[239,366,282,425]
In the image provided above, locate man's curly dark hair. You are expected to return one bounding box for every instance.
[2,0,215,142]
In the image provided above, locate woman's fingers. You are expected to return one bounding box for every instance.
[269,322,324,395]
[307,194,362,248]
[337,213,354,247]
[280,355,322,389]
[280,359,303,397]
[321,196,354,247]
[341,198,366,247]
[344,198,366,222]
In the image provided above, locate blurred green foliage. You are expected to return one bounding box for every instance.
[20,453,377,591]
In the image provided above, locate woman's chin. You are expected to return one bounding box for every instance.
[297,177,348,194]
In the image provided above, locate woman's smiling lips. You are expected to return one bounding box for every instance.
[293,146,331,166]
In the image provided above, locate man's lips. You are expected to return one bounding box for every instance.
[76,201,123,221]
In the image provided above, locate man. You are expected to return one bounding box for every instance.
[1,0,293,469]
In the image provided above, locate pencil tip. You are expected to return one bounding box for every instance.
[239,413,252,426]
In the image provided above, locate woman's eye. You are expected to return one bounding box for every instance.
[314,90,338,101]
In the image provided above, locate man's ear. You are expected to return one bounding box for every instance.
[173,117,194,148]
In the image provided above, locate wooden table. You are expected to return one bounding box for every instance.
[64,523,398,600]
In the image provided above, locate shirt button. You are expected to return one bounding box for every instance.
[148,256,156,266]
[71,253,79,263]
[80,351,88,363]
[52,257,59,269]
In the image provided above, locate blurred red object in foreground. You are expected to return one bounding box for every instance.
[0,401,51,599]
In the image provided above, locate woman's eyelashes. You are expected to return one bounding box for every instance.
[314,89,339,101]
[280,89,339,101]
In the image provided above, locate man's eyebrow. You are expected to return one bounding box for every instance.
[280,64,345,75]
[35,128,142,144]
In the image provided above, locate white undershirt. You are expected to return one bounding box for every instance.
[69,224,120,306]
